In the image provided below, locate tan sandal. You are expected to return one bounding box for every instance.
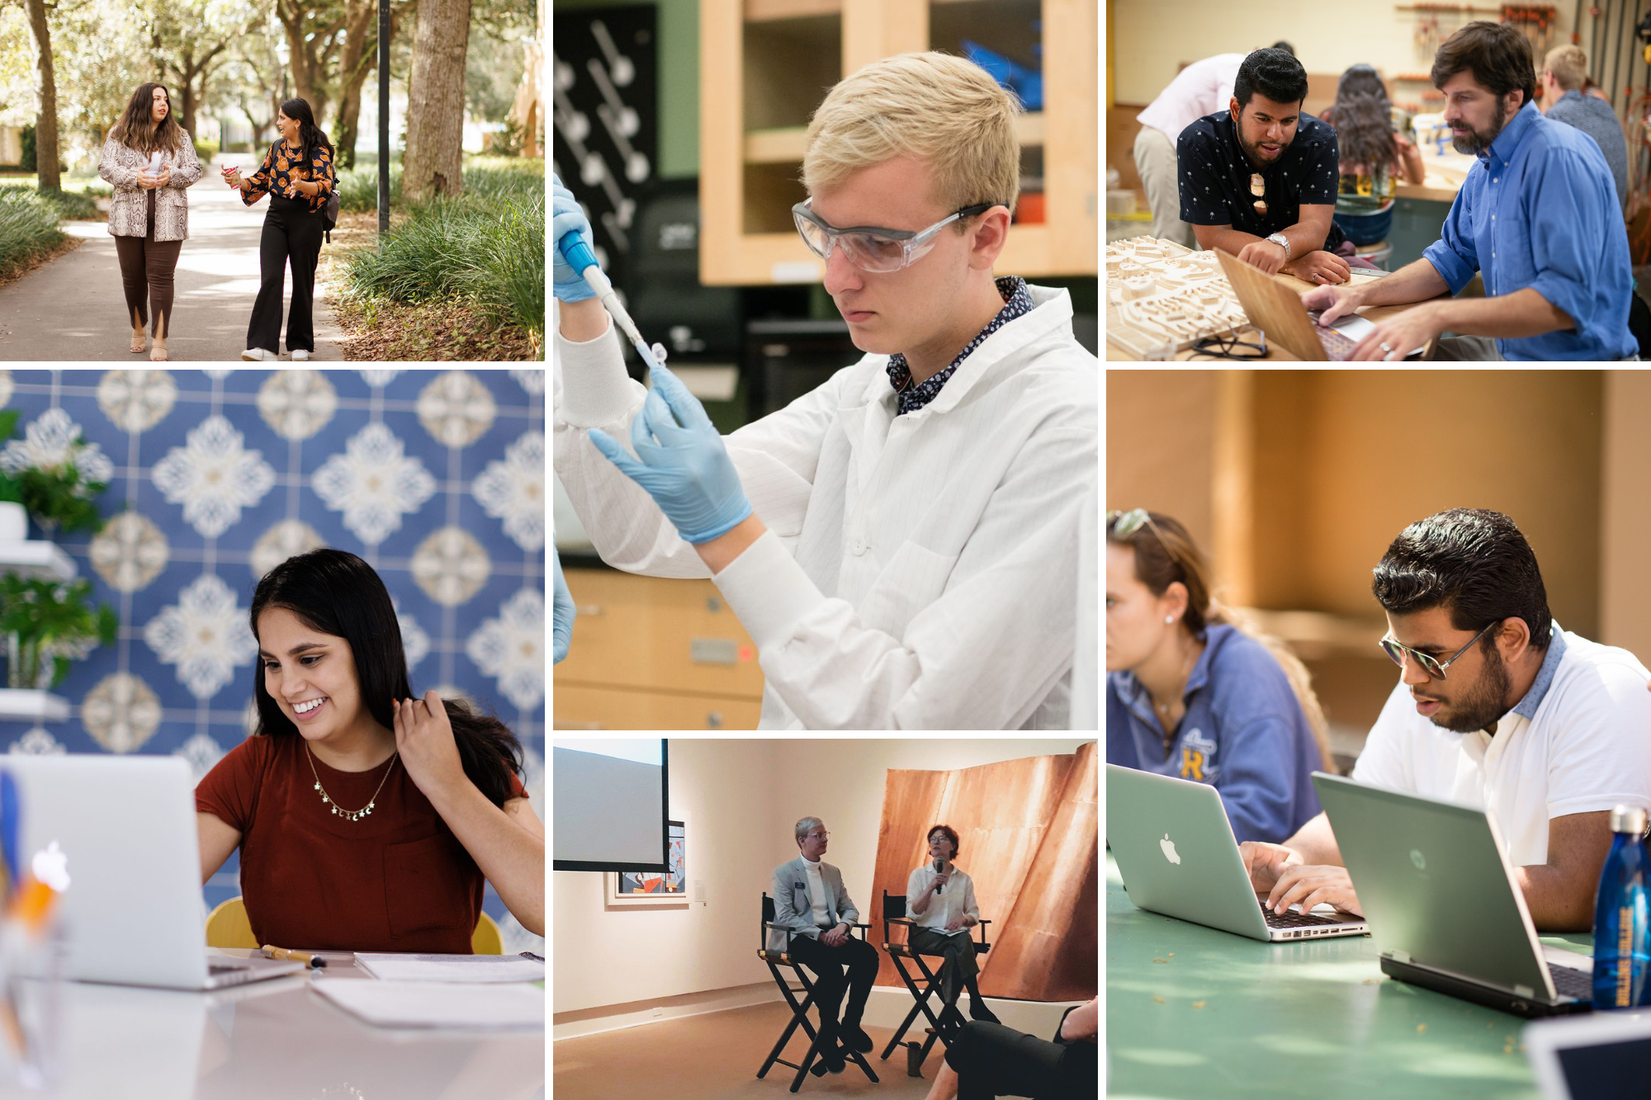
[130,336,146,354]
[150,346,168,362]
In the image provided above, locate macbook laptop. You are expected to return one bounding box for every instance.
[1215,248,1423,361]
[1313,772,1594,1017]
[1106,764,1369,941]
[1525,1011,1651,1099]
[4,754,304,990]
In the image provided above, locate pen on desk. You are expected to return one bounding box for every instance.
[261,944,327,968]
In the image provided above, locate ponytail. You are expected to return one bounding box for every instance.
[1108,510,1336,774]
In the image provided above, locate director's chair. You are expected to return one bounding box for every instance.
[878,889,992,1066]
[756,892,881,1093]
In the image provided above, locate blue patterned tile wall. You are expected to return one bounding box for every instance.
[0,369,546,953]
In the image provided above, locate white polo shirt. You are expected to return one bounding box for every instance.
[1351,625,1651,867]
[1135,53,1245,143]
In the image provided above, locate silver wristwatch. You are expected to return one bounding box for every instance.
[1265,232,1292,261]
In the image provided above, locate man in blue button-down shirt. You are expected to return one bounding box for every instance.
[1303,21,1637,361]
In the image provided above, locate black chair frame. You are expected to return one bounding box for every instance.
[756,892,881,1093]
[878,889,992,1065]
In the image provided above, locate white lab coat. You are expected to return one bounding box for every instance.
[552,284,1098,730]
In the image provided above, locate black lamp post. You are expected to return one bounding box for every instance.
[378,0,389,236]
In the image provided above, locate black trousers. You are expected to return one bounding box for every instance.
[943,1020,1074,1100]
[246,194,322,354]
[112,189,182,339]
[909,926,981,1006]
[786,931,879,1031]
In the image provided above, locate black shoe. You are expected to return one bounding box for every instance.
[840,1023,874,1053]
[968,999,1000,1024]
[813,1033,846,1075]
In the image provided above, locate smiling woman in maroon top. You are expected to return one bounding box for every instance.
[195,549,544,951]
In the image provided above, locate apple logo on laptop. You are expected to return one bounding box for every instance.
[1410,849,1427,871]
[1160,834,1181,865]
[32,840,70,892]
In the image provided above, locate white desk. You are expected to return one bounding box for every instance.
[23,951,545,1099]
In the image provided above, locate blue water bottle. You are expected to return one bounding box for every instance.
[1592,804,1650,1009]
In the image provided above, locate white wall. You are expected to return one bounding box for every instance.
[1111,0,1585,106]
[553,737,1095,1016]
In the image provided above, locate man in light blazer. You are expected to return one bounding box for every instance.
[771,816,879,1072]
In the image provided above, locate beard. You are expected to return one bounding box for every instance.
[1238,130,1285,168]
[1451,97,1510,155]
[1432,643,1512,733]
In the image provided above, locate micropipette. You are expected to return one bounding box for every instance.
[557,230,666,372]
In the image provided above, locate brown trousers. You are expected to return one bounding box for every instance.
[113,189,183,339]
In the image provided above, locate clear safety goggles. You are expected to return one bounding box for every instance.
[792,198,996,274]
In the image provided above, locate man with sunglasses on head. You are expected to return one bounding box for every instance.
[1241,509,1651,932]
[1176,46,1352,286]
[552,52,1095,730]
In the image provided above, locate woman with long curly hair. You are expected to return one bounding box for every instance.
[1321,65,1425,250]
[221,98,336,361]
[97,83,203,361]
[196,548,544,950]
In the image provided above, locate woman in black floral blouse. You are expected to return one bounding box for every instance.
[223,98,335,361]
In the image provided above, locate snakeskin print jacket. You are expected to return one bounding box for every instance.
[97,135,204,242]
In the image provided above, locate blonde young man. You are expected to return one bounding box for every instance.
[553,52,1097,729]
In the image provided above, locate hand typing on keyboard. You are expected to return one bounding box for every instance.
[1263,863,1364,918]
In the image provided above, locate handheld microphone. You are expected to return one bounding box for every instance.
[934,858,944,893]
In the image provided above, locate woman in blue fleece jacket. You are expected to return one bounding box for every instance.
[1105,509,1332,844]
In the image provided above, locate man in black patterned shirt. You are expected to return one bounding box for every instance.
[1177,47,1351,286]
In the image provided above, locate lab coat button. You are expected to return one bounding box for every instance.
[851,537,868,555]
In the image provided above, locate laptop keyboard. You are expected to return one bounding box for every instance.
[1262,906,1349,928]
[1550,965,1593,1000]
[1305,312,1358,361]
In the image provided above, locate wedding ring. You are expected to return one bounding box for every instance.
[1379,342,1393,353]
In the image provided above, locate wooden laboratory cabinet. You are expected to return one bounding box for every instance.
[700,0,1097,286]
[553,566,765,730]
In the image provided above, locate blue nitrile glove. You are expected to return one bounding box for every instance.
[552,173,597,304]
[553,548,575,664]
[585,363,754,545]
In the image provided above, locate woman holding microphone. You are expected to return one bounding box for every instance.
[98,82,203,362]
[222,99,335,361]
[907,824,999,1027]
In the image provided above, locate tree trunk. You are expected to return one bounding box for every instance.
[333,0,384,170]
[275,0,340,127]
[404,0,471,201]
[23,0,60,191]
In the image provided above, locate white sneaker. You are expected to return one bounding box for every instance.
[241,348,276,361]
[291,349,310,361]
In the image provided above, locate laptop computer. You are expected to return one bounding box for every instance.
[1214,248,1423,361]
[1525,1010,1651,1099]
[1313,772,1594,1017]
[1105,764,1369,941]
[3,754,305,990]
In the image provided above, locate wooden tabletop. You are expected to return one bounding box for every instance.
[1108,267,1419,361]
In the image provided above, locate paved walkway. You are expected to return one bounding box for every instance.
[0,155,345,362]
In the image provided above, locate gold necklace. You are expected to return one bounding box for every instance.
[304,742,397,822]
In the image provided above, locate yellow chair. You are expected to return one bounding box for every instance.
[206,896,505,954]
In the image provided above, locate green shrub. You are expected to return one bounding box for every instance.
[0,188,66,279]
[339,161,544,334]
[335,164,403,213]
[39,186,101,221]
[193,139,219,163]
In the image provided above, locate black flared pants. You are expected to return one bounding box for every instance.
[246,195,322,354]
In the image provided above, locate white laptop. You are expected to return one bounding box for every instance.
[1525,1011,1651,1099]
[3,754,304,990]
[1105,764,1369,941]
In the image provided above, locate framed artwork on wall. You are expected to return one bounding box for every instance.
[607,819,687,906]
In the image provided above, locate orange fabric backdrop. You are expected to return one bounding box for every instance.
[869,742,1097,1001]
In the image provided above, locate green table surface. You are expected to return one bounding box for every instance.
[1106,854,1596,1099]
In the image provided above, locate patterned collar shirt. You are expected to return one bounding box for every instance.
[1421,99,1637,360]
[1176,108,1346,253]
[885,276,1033,415]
